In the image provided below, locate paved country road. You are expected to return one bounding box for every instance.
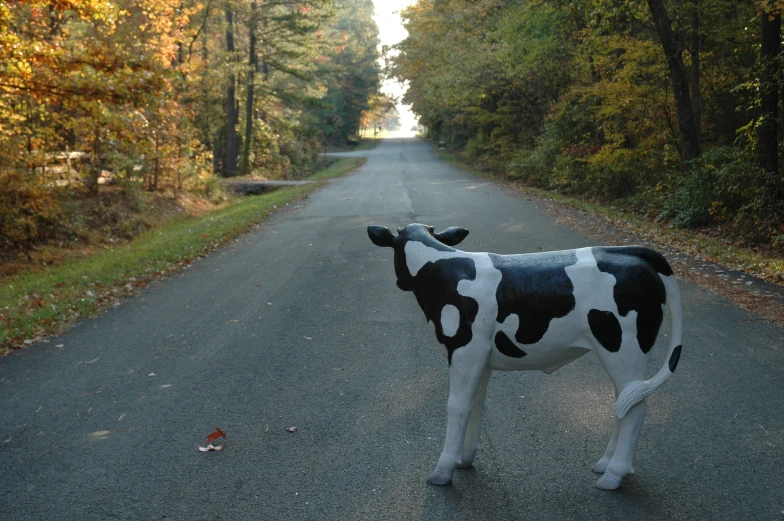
[1,138,783,521]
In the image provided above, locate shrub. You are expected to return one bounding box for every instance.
[662,146,777,241]
[0,170,62,251]
[507,126,560,188]
[461,134,486,161]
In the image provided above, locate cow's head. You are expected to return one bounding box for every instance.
[367,223,469,291]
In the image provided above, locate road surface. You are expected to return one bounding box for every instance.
[1,137,783,520]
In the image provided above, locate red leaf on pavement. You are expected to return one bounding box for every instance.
[205,427,226,444]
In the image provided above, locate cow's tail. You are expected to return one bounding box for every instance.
[616,273,683,419]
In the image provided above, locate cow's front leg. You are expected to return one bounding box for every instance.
[427,355,488,486]
[457,367,492,469]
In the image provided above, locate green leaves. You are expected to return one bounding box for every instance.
[394,0,784,248]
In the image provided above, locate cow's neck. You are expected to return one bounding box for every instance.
[404,239,462,277]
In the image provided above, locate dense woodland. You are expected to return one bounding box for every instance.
[393,0,784,249]
[0,0,386,254]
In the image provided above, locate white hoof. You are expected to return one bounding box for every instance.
[592,458,610,474]
[596,473,622,490]
[426,469,453,486]
[456,454,475,469]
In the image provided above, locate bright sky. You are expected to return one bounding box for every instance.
[372,0,418,131]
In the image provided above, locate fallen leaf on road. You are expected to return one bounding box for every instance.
[199,427,226,452]
[205,427,226,444]
[285,427,298,433]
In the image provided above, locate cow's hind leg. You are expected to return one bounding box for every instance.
[596,400,647,490]
[427,349,488,486]
[593,414,621,474]
[591,328,651,490]
[457,367,492,469]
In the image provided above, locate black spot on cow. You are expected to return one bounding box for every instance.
[491,250,577,345]
[669,345,682,372]
[588,309,622,352]
[412,257,479,363]
[494,331,527,358]
[390,225,455,291]
[593,247,667,354]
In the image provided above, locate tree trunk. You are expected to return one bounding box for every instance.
[87,125,102,195]
[239,1,258,175]
[224,7,238,178]
[759,6,780,177]
[153,130,160,191]
[689,1,701,151]
[647,0,700,161]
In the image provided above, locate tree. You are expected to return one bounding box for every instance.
[646,0,700,161]
[239,1,259,175]
[314,0,381,145]
[758,1,781,176]
[224,6,238,178]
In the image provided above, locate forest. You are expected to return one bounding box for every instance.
[393,0,784,250]
[0,0,388,257]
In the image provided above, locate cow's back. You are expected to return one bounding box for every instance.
[490,250,579,345]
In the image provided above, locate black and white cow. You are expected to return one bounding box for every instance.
[367,223,683,490]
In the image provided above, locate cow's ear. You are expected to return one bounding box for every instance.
[434,226,469,246]
[368,225,395,248]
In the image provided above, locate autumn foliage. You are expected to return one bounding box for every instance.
[0,0,381,254]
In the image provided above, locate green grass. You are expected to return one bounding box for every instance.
[436,148,784,284]
[0,157,366,354]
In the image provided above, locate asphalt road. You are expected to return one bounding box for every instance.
[1,137,783,521]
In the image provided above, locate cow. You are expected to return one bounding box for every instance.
[367,223,683,490]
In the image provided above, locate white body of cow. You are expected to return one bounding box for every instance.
[368,223,684,490]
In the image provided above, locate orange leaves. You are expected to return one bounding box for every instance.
[198,427,226,452]
[205,427,226,445]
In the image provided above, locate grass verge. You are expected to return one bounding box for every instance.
[436,149,784,284]
[0,157,366,355]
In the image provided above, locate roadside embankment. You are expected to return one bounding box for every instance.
[0,157,366,355]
